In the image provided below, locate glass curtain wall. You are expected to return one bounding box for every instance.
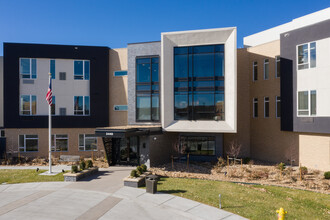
[174,45,225,120]
[136,57,160,121]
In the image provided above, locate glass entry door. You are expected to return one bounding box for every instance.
[113,137,139,165]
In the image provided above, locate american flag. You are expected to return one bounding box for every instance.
[46,75,52,105]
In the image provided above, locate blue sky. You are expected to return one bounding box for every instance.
[0,0,329,55]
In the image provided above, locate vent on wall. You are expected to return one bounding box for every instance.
[59,72,66,80]
[59,108,66,115]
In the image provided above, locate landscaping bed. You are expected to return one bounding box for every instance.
[124,164,150,188]
[150,161,330,194]
[63,167,98,182]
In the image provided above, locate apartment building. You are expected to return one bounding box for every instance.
[0,8,329,171]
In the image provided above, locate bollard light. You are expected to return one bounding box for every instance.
[219,194,222,209]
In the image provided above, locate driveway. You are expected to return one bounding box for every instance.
[0,166,247,220]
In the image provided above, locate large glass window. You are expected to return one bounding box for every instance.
[253,61,258,81]
[51,96,56,115]
[310,90,316,116]
[20,95,36,115]
[298,91,309,116]
[19,135,38,152]
[51,134,68,152]
[264,97,269,118]
[136,57,159,121]
[74,96,90,115]
[79,134,97,151]
[180,136,215,156]
[264,59,269,80]
[20,58,36,79]
[174,44,224,121]
[74,60,90,80]
[298,42,316,70]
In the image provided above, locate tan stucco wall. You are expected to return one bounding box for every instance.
[299,134,330,171]
[109,48,128,126]
[224,49,250,158]
[5,128,105,159]
[247,40,300,164]
[0,57,3,127]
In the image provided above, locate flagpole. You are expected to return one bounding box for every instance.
[48,73,52,174]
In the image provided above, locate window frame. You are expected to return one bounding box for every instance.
[73,96,90,116]
[18,134,38,152]
[74,60,90,80]
[51,134,68,152]
[20,58,37,79]
[253,61,258,81]
[276,96,281,118]
[179,136,216,156]
[275,56,280,78]
[264,59,269,80]
[253,98,258,118]
[135,56,160,122]
[297,41,316,70]
[78,134,98,151]
[20,95,37,115]
[297,90,317,117]
[264,97,269,118]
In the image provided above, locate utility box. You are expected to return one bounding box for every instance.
[146,175,158,194]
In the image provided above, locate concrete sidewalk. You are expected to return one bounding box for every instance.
[0,166,247,220]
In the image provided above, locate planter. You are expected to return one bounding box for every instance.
[63,167,99,182]
[123,171,151,188]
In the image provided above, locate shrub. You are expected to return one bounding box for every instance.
[71,165,78,173]
[141,164,147,172]
[136,166,144,175]
[86,160,93,168]
[80,160,86,170]
[300,166,308,175]
[242,157,251,164]
[130,169,139,178]
[277,162,286,171]
[324,171,330,179]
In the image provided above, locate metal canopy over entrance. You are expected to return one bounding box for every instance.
[95,125,162,166]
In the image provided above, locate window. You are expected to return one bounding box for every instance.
[20,58,36,79]
[180,136,215,156]
[79,134,97,151]
[20,95,36,115]
[50,60,55,79]
[0,130,5,137]
[297,42,316,70]
[297,90,317,116]
[114,105,128,111]
[74,60,90,80]
[74,96,90,115]
[114,70,127,76]
[253,61,258,81]
[275,56,280,78]
[174,45,225,121]
[51,96,55,115]
[51,134,68,152]
[253,98,258,118]
[276,96,281,118]
[136,57,159,121]
[264,59,269,80]
[264,97,269,118]
[19,135,38,152]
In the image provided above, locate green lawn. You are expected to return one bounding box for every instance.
[0,169,65,184]
[156,177,330,220]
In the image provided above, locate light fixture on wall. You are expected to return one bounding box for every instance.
[153,137,157,141]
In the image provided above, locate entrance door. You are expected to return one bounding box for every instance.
[112,137,139,165]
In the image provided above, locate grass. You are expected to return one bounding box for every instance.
[155,177,330,220]
[0,169,65,184]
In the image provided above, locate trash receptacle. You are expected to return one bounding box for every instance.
[146,175,158,194]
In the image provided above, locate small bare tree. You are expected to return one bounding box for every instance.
[226,140,242,159]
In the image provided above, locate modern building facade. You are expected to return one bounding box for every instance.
[0,8,329,171]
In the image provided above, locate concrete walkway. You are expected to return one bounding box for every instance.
[0,166,247,220]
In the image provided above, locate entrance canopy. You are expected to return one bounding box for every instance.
[95,125,162,138]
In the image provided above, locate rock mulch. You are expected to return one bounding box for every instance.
[150,162,330,194]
